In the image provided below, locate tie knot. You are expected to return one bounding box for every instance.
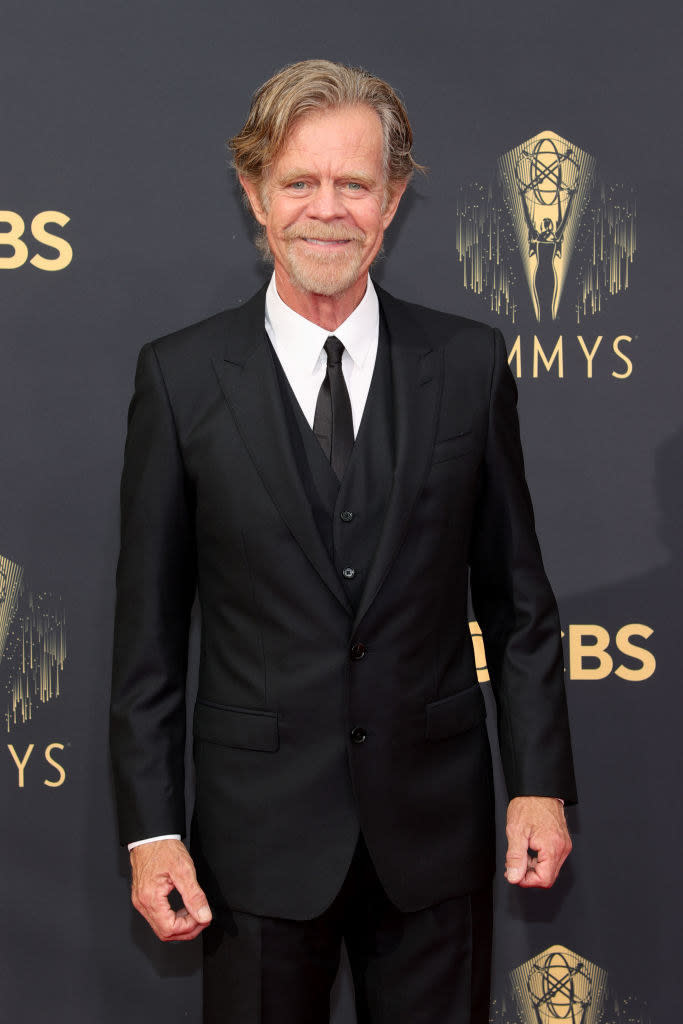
[324,335,345,367]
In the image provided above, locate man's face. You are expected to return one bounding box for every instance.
[241,105,405,300]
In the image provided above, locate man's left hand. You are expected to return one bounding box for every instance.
[504,796,571,888]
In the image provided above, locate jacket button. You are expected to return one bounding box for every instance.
[350,642,366,660]
[340,510,354,522]
[350,727,367,744]
[342,567,356,579]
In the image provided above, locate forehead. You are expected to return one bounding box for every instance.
[273,105,385,175]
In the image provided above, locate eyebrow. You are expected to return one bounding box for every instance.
[276,169,378,187]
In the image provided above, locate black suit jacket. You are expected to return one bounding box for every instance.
[110,284,576,919]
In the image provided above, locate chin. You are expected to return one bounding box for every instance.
[287,252,366,298]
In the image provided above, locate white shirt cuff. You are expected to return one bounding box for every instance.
[127,834,181,851]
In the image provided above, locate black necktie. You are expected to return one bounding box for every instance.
[313,335,354,480]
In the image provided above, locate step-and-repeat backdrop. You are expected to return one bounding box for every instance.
[2,2,679,1021]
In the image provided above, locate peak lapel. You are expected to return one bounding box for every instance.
[212,291,352,615]
[352,289,443,633]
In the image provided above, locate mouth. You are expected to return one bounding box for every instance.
[299,237,353,248]
[284,225,364,251]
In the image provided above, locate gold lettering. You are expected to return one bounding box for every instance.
[507,336,522,379]
[30,211,72,271]
[569,625,613,680]
[615,624,655,681]
[612,335,633,379]
[468,621,490,683]
[43,742,67,787]
[577,335,603,378]
[533,335,564,378]
[8,743,34,787]
[0,211,29,269]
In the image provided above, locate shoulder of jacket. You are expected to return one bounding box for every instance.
[375,283,496,341]
[148,284,268,369]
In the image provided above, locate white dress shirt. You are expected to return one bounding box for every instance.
[128,274,381,850]
[264,273,379,436]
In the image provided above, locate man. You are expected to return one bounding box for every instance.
[110,59,576,1023]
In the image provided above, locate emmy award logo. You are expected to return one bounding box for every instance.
[527,949,591,1023]
[514,138,579,321]
[509,944,607,1024]
[453,129,635,327]
[498,130,596,324]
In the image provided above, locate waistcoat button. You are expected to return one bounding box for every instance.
[350,727,367,744]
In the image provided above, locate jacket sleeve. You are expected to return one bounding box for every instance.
[469,328,577,804]
[109,342,197,844]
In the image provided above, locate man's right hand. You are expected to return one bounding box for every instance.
[130,839,212,941]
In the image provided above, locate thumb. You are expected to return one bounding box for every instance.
[505,832,530,885]
[174,861,212,924]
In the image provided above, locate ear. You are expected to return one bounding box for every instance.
[239,175,268,226]
[381,180,408,229]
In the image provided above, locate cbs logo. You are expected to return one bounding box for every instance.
[0,211,72,271]
[565,624,655,681]
[469,622,655,683]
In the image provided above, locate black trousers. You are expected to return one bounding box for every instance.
[202,833,493,1024]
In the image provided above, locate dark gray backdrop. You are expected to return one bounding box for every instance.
[2,1,680,1021]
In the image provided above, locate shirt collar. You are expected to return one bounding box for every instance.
[265,274,379,374]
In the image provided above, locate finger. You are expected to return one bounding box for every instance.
[133,885,182,939]
[140,894,209,942]
[505,831,531,885]
[173,861,212,925]
[167,923,207,943]
[518,857,556,889]
[518,843,568,889]
[152,912,207,942]
[166,907,210,942]
[133,873,197,935]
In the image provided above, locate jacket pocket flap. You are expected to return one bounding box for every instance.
[425,684,486,741]
[432,431,473,464]
[194,702,279,751]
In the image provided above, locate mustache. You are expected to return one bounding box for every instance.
[283,224,366,243]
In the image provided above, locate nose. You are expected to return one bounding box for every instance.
[306,183,346,221]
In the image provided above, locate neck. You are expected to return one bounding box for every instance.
[274,270,368,332]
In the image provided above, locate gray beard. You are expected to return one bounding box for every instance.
[254,228,384,294]
[283,241,367,297]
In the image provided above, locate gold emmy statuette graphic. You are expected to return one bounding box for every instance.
[454,131,636,327]
[509,945,607,1024]
[499,132,595,323]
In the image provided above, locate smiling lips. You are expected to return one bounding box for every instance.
[302,237,351,246]
[283,224,366,248]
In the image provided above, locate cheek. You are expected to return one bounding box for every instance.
[363,220,385,248]
[266,199,300,232]
[366,213,382,234]
[362,203,387,238]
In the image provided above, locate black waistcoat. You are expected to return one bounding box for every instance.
[269,318,394,612]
